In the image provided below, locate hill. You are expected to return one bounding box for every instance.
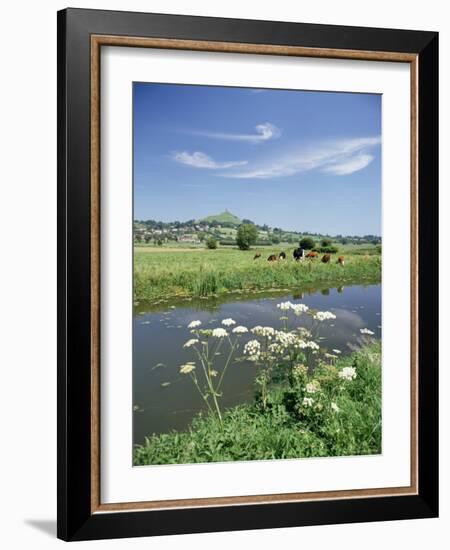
[199,210,242,225]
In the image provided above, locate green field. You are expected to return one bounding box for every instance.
[134,245,381,303]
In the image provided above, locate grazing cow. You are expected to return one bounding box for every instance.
[337,255,345,266]
[279,251,286,260]
[321,253,331,263]
[267,254,278,262]
[253,253,261,260]
[293,247,305,261]
[305,251,319,259]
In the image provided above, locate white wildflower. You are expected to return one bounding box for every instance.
[338,366,357,381]
[232,325,248,334]
[251,326,275,338]
[210,369,218,377]
[332,349,341,354]
[302,397,314,407]
[212,328,228,338]
[305,381,320,394]
[277,301,293,311]
[291,303,309,315]
[360,328,375,335]
[331,402,340,413]
[180,364,196,374]
[313,311,336,321]
[222,318,236,327]
[244,339,261,361]
[188,320,201,328]
[183,338,199,348]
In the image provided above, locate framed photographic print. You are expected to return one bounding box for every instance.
[57,8,439,541]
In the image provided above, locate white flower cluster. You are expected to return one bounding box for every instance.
[232,325,248,334]
[276,301,309,315]
[188,320,201,329]
[302,397,314,407]
[183,338,199,348]
[313,311,336,321]
[244,339,261,361]
[338,366,357,381]
[212,328,228,338]
[305,381,320,394]
[298,340,320,351]
[221,318,236,327]
[332,349,341,354]
[360,328,375,335]
[251,325,275,338]
[266,331,319,354]
[179,363,196,374]
[293,364,308,377]
[291,303,309,316]
[277,301,293,311]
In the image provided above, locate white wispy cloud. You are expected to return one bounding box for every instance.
[322,153,374,176]
[221,136,380,179]
[172,151,248,170]
[190,122,281,144]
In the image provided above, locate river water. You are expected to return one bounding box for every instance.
[133,282,381,445]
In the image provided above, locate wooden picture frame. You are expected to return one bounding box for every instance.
[57,8,438,541]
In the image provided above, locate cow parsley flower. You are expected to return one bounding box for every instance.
[302,397,314,407]
[277,301,293,311]
[222,318,236,327]
[244,339,261,361]
[360,328,375,335]
[291,303,309,315]
[305,381,320,394]
[212,328,228,338]
[232,326,248,334]
[180,364,196,374]
[338,366,357,381]
[293,364,308,377]
[188,320,202,329]
[183,338,199,348]
[332,349,341,354]
[251,326,275,338]
[313,311,336,321]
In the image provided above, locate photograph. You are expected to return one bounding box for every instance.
[132,83,383,466]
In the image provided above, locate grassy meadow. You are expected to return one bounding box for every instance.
[134,244,381,303]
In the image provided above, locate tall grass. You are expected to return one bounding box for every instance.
[134,248,381,302]
[134,343,381,465]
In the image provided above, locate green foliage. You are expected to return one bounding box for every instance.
[299,237,315,250]
[134,343,381,465]
[134,248,381,302]
[316,245,339,254]
[236,223,258,250]
[321,238,332,247]
[271,235,281,244]
[205,236,218,249]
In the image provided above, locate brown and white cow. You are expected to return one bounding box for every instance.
[305,251,319,259]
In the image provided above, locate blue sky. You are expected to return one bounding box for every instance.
[133,83,381,235]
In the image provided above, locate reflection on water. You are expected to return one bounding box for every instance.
[133,283,381,444]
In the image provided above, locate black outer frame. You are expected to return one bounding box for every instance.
[57,8,439,542]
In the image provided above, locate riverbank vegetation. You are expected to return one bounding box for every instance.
[134,246,381,303]
[133,301,381,465]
